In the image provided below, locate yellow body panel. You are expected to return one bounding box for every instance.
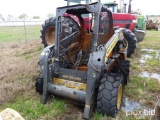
[53,78,86,91]
[105,35,118,61]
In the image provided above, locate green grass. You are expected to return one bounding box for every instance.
[15,45,43,60]
[138,31,160,49]
[146,79,160,92]
[124,75,160,107]
[125,76,145,99]
[93,112,103,120]
[2,96,67,120]
[0,26,41,42]
[146,58,160,70]
[129,58,142,73]
[132,30,160,73]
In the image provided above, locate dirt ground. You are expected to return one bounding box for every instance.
[0,40,40,105]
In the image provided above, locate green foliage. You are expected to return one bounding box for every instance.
[19,14,28,20]
[47,13,55,18]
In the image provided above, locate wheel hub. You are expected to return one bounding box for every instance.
[45,26,55,45]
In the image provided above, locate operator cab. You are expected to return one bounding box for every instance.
[64,1,92,21]
[65,0,99,32]
[65,0,98,6]
[64,0,98,17]
[67,0,90,5]
[103,2,118,13]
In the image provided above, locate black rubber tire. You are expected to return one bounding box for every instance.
[41,18,56,48]
[118,60,130,86]
[35,73,43,95]
[97,73,124,117]
[41,17,80,48]
[122,28,137,57]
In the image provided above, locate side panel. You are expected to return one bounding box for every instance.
[112,13,137,31]
[82,13,137,32]
[136,15,146,30]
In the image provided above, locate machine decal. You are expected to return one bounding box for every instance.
[105,34,118,61]
[62,75,81,81]
[53,78,86,91]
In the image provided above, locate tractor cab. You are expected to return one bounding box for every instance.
[66,0,91,5]
[103,2,118,13]
[65,0,98,16]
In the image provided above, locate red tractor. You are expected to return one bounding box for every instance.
[103,0,146,43]
[41,0,136,57]
[104,1,137,31]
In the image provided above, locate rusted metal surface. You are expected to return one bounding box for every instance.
[146,20,159,31]
[45,26,55,45]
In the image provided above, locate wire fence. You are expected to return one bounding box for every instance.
[0,20,45,43]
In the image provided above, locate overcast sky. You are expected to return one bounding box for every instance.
[0,0,159,19]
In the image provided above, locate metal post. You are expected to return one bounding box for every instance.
[23,21,27,43]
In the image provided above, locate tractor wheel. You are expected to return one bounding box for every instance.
[122,28,137,57]
[118,60,130,86]
[111,60,130,86]
[41,17,80,48]
[97,73,124,117]
[41,18,56,48]
[35,73,43,95]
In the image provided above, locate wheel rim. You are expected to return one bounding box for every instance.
[117,84,123,109]
[45,26,55,45]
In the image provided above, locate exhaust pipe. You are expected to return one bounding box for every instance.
[123,3,127,13]
[47,83,86,102]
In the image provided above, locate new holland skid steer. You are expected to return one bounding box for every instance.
[35,0,130,119]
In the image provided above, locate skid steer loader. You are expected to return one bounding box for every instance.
[35,1,130,119]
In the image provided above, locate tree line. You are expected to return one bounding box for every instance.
[0,13,55,21]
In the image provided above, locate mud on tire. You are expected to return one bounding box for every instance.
[122,28,137,57]
[97,73,124,117]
